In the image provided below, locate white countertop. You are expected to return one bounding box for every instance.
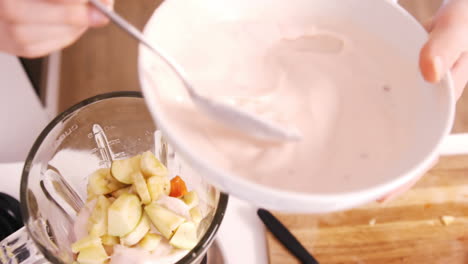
[217,196,269,264]
[0,162,269,264]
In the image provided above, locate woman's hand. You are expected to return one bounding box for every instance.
[380,0,468,202]
[420,0,468,99]
[0,0,113,58]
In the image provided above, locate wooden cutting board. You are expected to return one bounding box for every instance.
[266,155,468,264]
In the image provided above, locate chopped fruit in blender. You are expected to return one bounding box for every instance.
[132,171,152,205]
[140,151,169,177]
[147,176,170,201]
[157,195,191,220]
[107,193,142,236]
[169,176,188,198]
[73,151,205,263]
[101,235,120,246]
[111,155,141,184]
[76,243,108,264]
[111,186,135,198]
[144,203,185,239]
[86,185,97,202]
[88,168,125,195]
[189,207,203,225]
[182,191,199,208]
[71,235,102,253]
[103,245,114,257]
[169,222,198,250]
[138,233,162,252]
[88,195,111,237]
[121,214,151,246]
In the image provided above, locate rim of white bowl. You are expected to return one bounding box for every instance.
[137,1,455,213]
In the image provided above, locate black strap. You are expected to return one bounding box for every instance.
[0,193,23,240]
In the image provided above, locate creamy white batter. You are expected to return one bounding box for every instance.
[147,20,414,193]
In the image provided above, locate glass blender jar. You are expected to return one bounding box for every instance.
[0,92,228,264]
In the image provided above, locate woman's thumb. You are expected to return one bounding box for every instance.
[419,0,468,83]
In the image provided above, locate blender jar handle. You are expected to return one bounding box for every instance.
[0,227,47,264]
[439,133,468,156]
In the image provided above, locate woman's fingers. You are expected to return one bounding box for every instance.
[20,29,86,58]
[99,0,114,8]
[44,0,88,4]
[422,18,435,32]
[89,0,114,27]
[0,0,115,57]
[0,21,86,57]
[0,0,107,26]
[43,0,114,26]
[419,0,468,84]
[451,52,468,99]
[2,23,86,45]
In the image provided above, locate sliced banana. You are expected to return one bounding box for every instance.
[86,184,97,202]
[132,171,151,205]
[140,151,168,178]
[88,195,111,237]
[111,155,141,184]
[88,168,125,195]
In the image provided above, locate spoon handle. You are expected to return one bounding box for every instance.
[88,0,153,51]
[88,0,194,94]
[258,209,319,264]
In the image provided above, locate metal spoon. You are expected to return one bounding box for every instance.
[88,0,302,142]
